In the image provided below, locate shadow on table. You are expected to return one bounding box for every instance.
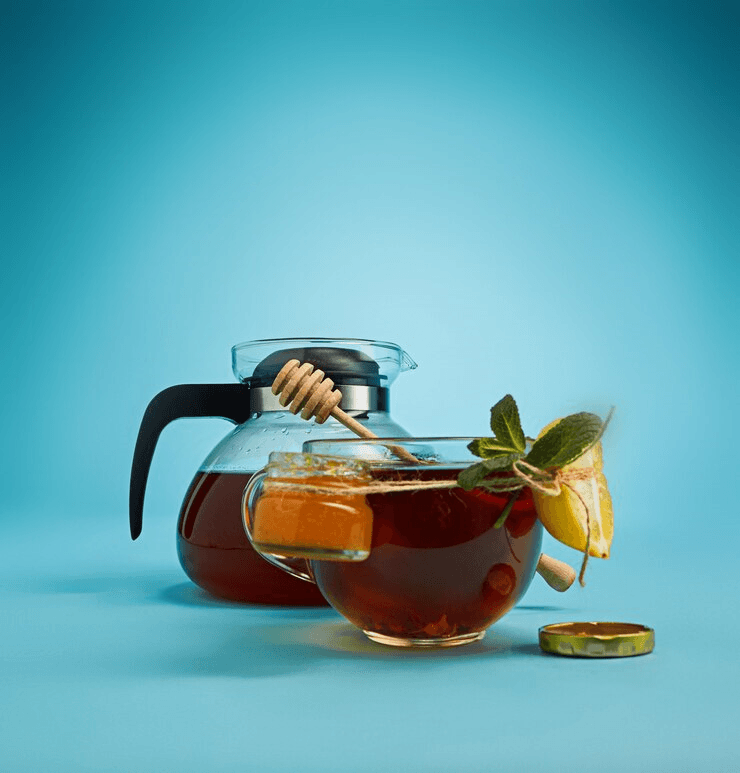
[10,570,183,599]
[158,581,336,612]
[18,571,328,612]
[159,618,551,680]
[13,572,566,679]
[142,583,563,679]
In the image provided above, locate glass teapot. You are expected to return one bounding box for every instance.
[129,337,416,605]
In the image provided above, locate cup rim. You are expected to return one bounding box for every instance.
[303,436,481,444]
[300,437,485,467]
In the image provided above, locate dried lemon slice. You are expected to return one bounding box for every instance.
[531,420,613,559]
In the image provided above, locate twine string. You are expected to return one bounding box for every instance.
[561,481,591,587]
[263,477,459,497]
[264,461,594,497]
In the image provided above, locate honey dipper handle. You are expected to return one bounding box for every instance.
[536,553,576,592]
[330,405,379,440]
[330,405,421,464]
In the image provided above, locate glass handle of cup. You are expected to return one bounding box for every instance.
[242,469,316,584]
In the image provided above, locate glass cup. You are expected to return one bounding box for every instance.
[243,438,543,648]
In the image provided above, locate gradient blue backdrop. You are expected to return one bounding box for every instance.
[3,0,738,534]
[2,2,739,771]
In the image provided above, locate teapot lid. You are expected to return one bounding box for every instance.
[232,338,416,388]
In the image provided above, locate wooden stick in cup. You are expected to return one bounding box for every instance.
[536,553,576,592]
[271,359,576,591]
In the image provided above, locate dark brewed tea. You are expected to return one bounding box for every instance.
[310,468,542,642]
[177,471,327,605]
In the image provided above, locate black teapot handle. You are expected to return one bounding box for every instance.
[129,384,251,540]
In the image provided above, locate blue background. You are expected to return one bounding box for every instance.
[2,2,738,771]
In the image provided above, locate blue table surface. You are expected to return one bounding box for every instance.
[3,514,738,773]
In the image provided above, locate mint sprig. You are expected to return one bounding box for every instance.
[458,395,611,522]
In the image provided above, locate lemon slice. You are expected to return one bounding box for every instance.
[531,420,613,559]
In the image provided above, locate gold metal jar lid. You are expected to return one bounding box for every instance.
[539,622,655,658]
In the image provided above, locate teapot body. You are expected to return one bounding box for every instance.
[130,338,416,605]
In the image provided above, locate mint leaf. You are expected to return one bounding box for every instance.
[457,462,490,491]
[524,412,603,469]
[468,437,520,458]
[457,454,519,490]
[490,395,526,454]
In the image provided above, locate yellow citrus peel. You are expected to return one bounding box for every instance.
[531,419,614,559]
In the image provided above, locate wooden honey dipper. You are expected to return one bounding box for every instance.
[272,359,576,592]
[272,359,420,464]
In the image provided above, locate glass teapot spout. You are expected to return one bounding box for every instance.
[398,349,418,373]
